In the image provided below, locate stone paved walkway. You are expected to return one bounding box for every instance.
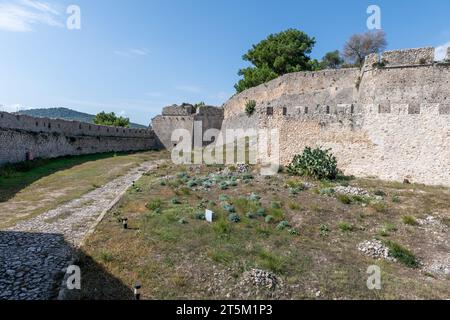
[0,161,159,300]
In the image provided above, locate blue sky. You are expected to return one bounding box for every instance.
[0,0,449,125]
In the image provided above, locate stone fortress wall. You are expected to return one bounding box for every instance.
[221,47,450,187]
[0,111,158,166]
[152,103,224,150]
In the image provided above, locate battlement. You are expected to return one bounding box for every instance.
[0,111,153,137]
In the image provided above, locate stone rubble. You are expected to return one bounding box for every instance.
[0,161,159,300]
[357,240,396,262]
[239,268,280,290]
[334,186,369,197]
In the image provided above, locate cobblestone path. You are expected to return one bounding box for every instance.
[0,161,159,300]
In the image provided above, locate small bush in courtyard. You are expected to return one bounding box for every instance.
[228,213,241,223]
[383,240,419,268]
[146,198,162,211]
[402,215,419,226]
[287,147,338,180]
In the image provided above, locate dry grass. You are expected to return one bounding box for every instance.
[71,160,449,300]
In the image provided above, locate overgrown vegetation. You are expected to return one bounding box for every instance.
[287,147,338,180]
[245,100,257,116]
[93,111,130,128]
[383,240,419,268]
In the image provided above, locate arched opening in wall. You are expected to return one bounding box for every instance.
[266,107,273,115]
[48,123,51,129]
[326,106,330,114]
[0,114,3,118]
[282,107,287,116]
[351,105,355,114]
[35,122,39,127]
[79,124,82,130]
[305,107,309,114]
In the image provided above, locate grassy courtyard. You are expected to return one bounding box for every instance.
[70,159,450,300]
[0,151,167,229]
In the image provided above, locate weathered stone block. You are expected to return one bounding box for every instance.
[382,48,435,66]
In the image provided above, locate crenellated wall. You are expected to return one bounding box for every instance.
[221,47,450,186]
[0,111,158,166]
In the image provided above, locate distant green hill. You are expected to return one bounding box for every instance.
[15,107,147,129]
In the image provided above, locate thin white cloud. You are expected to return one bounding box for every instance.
[435,42,450,61]
[114,48,150,58]
[0,103,27,112]
[175,85,202,94]
[0,0,63,32]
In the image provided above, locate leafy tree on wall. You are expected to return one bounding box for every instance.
[343,30,387,67]
[234,29,319,93]
[319,50,345,69]
[93,112,130,128]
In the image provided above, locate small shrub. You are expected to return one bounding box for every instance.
[288,228,300,236]
[213,219,231,236]
[219,194,230,202]
[338,222,354,232]
[392,195,401,203]
[402,215,419,226]
[248,193,261,202]
[242,173,254,181]
[171,197,181,205]
[246,212,255,219]
[178,218,188,225]
[287,147,338,180]
[99,251,114,263]
[319,224,329,237]
[289,202,301,210]
[245,100,257,116]
[383,240,419,268]
[256,208,266,217]
[276,221,291,230]
[223,204,236,213]
[228,213,241,223]
[187,180,198,188]
[146,198,162,211]
[378,223,397,237]
[370,201,388,213]
[194,212,205,220]
[265,215,274,224]
[271,201,282,209]
[337,194,352,204]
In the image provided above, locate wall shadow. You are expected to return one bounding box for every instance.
[0,231,133,300]
[0,151,139,203]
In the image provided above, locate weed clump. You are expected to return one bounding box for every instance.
[383,240,419,268]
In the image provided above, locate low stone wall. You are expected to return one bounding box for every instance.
[0,111,158,166]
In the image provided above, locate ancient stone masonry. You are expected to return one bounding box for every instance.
[221,47,450,187]
[152,103,224,150]
[0,111,158,166]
